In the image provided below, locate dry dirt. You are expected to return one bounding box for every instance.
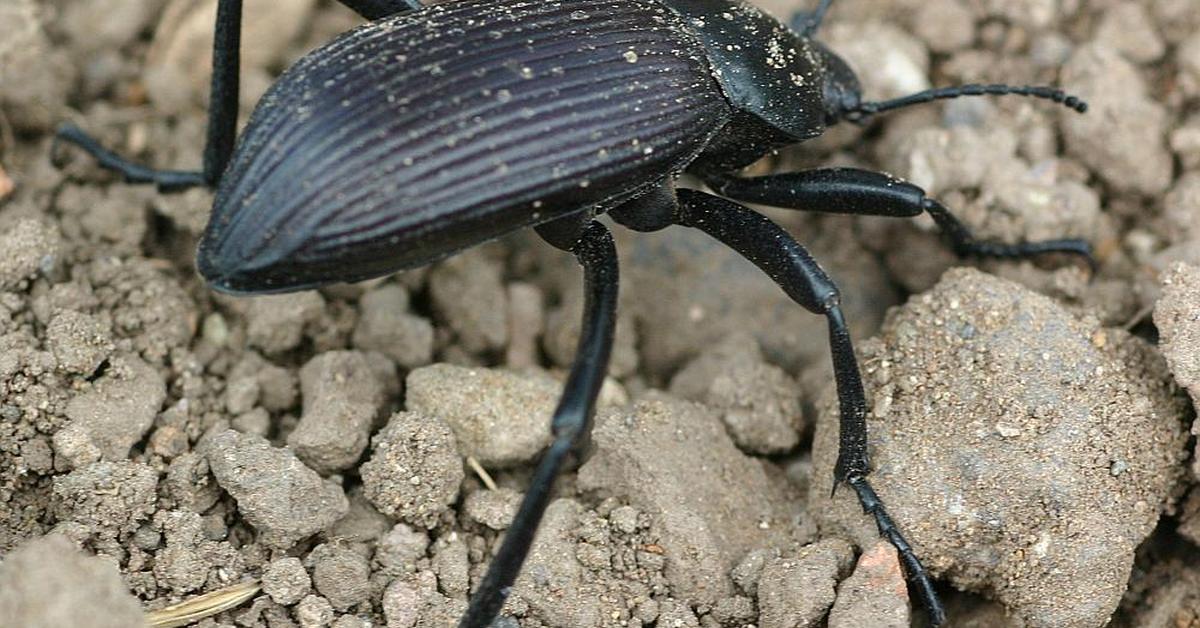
[1,0,1198,627]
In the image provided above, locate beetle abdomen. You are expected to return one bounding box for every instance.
[199,0,730,294]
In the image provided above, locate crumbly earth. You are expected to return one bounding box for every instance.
[1,0,1197,627]
[810,268,1188,627]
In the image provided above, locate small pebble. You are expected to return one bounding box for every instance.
[288,351,389,474]
[245,292,325,354]
[405,364,560,467]
[352,284,434,369]
[263,557,311,606]
[310,544,371,611]
[361,411,463,528]
[295,594,335,628]
[203,430,348,548]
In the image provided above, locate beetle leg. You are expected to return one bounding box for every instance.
[674,188,946,628]
[53,0,243,190]
[460,221,618,628]
[55,0,424,191]
[51,124,206,192]
[706,167,1095,270]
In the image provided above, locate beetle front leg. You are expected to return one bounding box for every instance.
[460,221,618,628]
[674,188,947,627]
[706,167,1094,268]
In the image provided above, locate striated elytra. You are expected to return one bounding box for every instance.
[54,1,1094,626]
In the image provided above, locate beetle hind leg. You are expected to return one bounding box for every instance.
[460,221,619,628]
[674,188,947,627]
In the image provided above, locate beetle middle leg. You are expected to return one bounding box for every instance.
[53,0,422,191]
[461,220,618,628]
[673,188,947,627]
[706,167,1095,267]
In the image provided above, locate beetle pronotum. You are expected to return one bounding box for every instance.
[55,0,1092,625]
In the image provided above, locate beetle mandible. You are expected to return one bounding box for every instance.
[55,0,1093,625]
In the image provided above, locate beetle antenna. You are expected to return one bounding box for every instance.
[795,0,834,35]
[848,84,1088,120]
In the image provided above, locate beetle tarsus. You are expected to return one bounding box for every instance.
[54,123,207,193]
[849,474,947,627]
[922,198,1097,271]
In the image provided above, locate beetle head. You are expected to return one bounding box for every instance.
[815,44,863,126]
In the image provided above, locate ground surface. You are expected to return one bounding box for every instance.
[1,0,1198,627]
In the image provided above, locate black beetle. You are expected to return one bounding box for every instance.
[55,0,1093,625]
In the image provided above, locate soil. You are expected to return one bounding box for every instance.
[1,0,1197,627]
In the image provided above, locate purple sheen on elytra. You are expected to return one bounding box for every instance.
[196,0,731,294]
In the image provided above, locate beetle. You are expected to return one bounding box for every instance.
[54,0,1093,625]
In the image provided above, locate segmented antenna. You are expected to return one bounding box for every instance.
[848,84,1088,120]
[800,0,835,35]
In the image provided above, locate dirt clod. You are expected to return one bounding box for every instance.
[669,332,803,454]
[382,577,423,628]
[296,593,335,628]
[1155,263,1200,406]
[429,250,508,354]
[0,534,146,628]
[405,364,559,467]
[310,543,371,611]
[203,430,348,548]
[360,411,463,528]
[811,268,1188,627]
[52,460,158,542]
[290,350,390,474]
[1154,262,1200,480]
[63,354,165,461]
[1061,44,1173,196]
[244,292,326,354]
[0,218,59,291]
[46,309,113,376]
[756,538,855,628]
[462,487,520,531]
[0,0,74,131]
[352,284,434,369]
[578,394,795,607]
[263,556,312,606]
